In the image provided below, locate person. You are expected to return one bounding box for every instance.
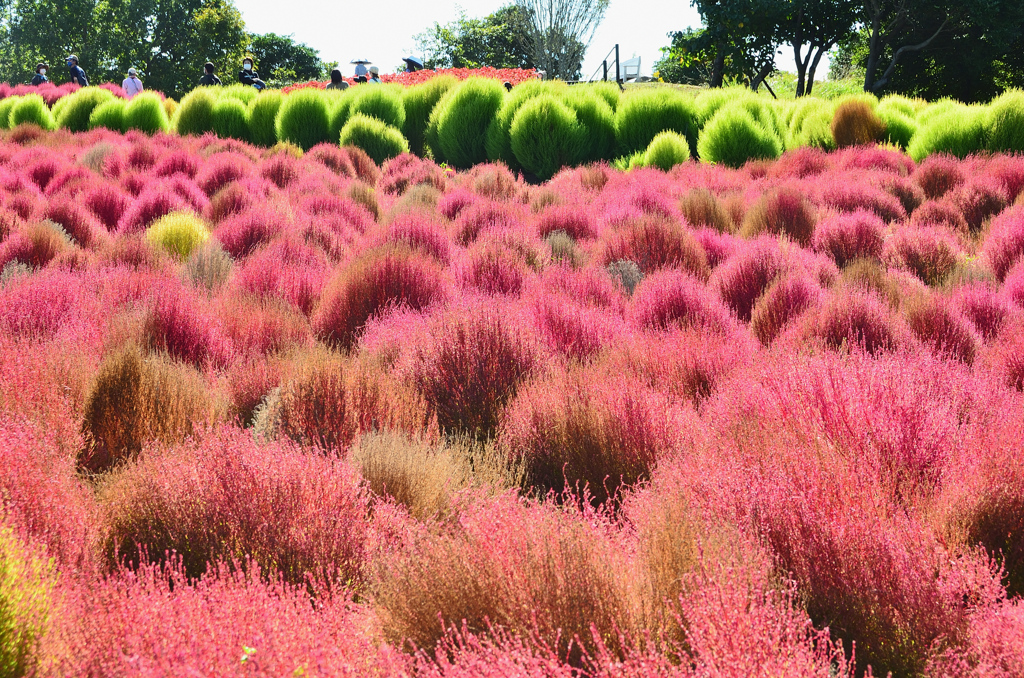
[367,66,381,84]
[354,75,367,84]
[30,63,48,86]
[325,68,349,91]
[66,55,88,86]
[199,62,222,86]
[122,68,144,99]
[503,81,513,92]
[354,62,368,78]
[239,57,266,90]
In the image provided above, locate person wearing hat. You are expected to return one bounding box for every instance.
[368,66,381,84]
[325,68,349,91]
[199,62,222,86]
[66,55,88,86]
[353,62,368,78]
[122,68,144,99]
[239,57,266,90]
[30,63,48,86]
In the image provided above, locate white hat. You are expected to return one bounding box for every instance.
[369,66,379,75]
[128,68,138,76]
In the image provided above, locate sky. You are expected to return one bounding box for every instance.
[235,0,826,80]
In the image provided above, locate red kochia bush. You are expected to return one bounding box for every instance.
[373,213,453,264]
[412,300,541,437]
[629,269,738,335]
[379,153,447,195]
[98,428,369,583]
[904,294,980,364]
[453,199,526,245]
[437,187,476,220]
[751,273,821,345]
[739,186,817,246]
[213,207,286,258]
[711,237,791,321]
[530,293,628,362]
[145,285,233,368]
[196,152,253,196]
[982,204,1024,281]
[884,225,962,286]
[953,283,1012,340]
[819,178,907,223]
[948,178,1007,233]
[797,290,905,355]
[153,149,201,179]
[117,184,191,234]
[82,183,131,231]
[314,245,447,349]
[43,201,102,248]
[914,153,965,199]
[910,199,970,233]
[602,216,709,278]
[536,204,598,241]
[812,210,885,268]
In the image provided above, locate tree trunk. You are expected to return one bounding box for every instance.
[804,41,834,96]
[710,48,725,88]
[794,43,808,97]
[864,13,882,92]
[749,61,774,92]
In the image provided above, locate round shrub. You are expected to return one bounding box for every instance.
[56,87,114,132]
[904,295,979,364]
[751,274,821,345]
[697,107,783,168]
[799,290,904,355]
[509,95,586,181]
[248,90,283,147]
[124,93,170,134]
[0,97,19,130]
[212,98,250,142]
[812,210,886,267]
[908,108,989,161]
[639,131,691,171]
[483,79,554,169]
[982,205,1024,281]
[987,89,1024,154]
[629,269,737,335]
[174,88,216,136]
[884,225,961,286]
[711,238,790,322]
[615,89,698,157]
[428,78,506,168]
[338,113,410,166]
[350,86,405,129]
[88,99,125,132]
[740,186,817,245]
[9,95,55,130]
[145,212,211,260]
[830,99,884,148]
[219,83,258,105]
[877,107,917,149]
[914,154,965,199]
[562,88,616,164]
[602,216,709,278]
[276,89,332,151]
[402,75,458,156]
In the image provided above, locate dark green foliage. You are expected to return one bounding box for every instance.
[124,93,171,134]
[213,97,250,141]
[56,87,115,132]
[987,89,1024,153]
[697,107,783,167]
[509,95,586,181]
[641,131,691,171]
[428,78,506,168]
[89,99,126,132]
[908,107,989,161]
[248,31,326,83]
[9,95,55,130]
[350,86,406,129]
[249,90,283,147]
[174,89,217,136]
[484,79,557,170]
[275,89,332,151]
[615,89,698,158]
[562,88,616,164]
[402,75,458,156]
[417,3,534,70]
[339,113,410,165]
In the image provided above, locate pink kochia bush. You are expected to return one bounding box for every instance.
[7,128,1024,674]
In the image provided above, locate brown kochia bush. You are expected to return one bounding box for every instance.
[740,187,817,246]
[602,216,709,278]
[679,188,735,233]
[830,100,885,148]
[79,345,224,473]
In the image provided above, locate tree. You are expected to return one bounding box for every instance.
[247,32,325,85]
[515,0,608,80]
[688,0,786,89]
[416,4,533,70]
[654,28,747,86]
[785,0,858,96]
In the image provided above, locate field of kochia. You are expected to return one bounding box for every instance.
[3,91,1024,675]
[1,75,1023,179]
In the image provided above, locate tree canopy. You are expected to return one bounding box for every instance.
[416,4,534,71]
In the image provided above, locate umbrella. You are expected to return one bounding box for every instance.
[403,56,424,71]
[350,59,372,64]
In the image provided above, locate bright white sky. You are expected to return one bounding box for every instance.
[236,0,824,80]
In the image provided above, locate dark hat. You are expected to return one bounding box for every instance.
[35,62,48,72]
[66,55,78,62]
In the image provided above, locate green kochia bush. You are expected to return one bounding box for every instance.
[248,90,283,147]
[877,107,917,150]
[615,89,698,157]
[9,95,56,130]
[0,98,18,130]
[276,89,332,151]
[56,87,114,132]
[427,77,506,168]
[402,75,458,156]
[908,107,989,161]
[510,95,587,181]
[219,83,258,105]
[339,113,410,165]
[88,99,126,131]
[639,131,691,171]
[697,107,783,168]
[124,92,170,134]
[327,90,356,144]
[987,89,1024,154]
[212,98,250,142]
[484,80,560,169]
[174,88,216,136]
[350,86,406,129]
[563,88,616,164]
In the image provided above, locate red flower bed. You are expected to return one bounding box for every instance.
[282,67,540,93]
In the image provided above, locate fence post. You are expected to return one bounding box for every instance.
[603,60,608,82]
[615,44,621,85]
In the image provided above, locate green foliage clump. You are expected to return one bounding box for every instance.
[584,81,621,112]
[694,87,741,128]
[276,89,332,151]
[56,87,115,132]
[145,212,211,260]
[510,95,586,181]
[697,106,783,168]
[427,77,506,168]
[248,90,283,147]
[0,98,20,131]
[0,524,53,678]
[615,89,698,158]
[350,85,406,129]
[8,95,55,131]
[327,90,356,144]
[402,75,458,156]
[908,107,989,161]
[219,83,259,105]
[639,130,691,171]
[88,99,126,132]
[124,92,171,134]
[484,79,556,169]
[173,88,217,136]
[562,88,616,164]
[212,97,250,142]
[987,89,1024,154]
[339,113,410,165]
[877,107,917,149]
